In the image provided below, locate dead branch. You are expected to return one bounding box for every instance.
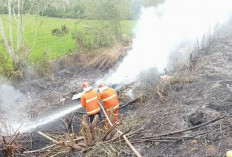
[102,122,118,141]
[99,103,142,157]
[63,113,75,133]
[111,129,131,142]
[133,139,174,143]
[146,115,227,138]
[24,136,85,154]
[23,144,57,154]
[119,97,142,110]
[38,131,59,144]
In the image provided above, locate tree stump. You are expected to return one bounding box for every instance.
[81,114,99,147]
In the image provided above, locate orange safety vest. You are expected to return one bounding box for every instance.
[99,88,119,111]
[81,89,101,115]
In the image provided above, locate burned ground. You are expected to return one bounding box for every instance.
[120,25,232,157]
[2,25,232,157]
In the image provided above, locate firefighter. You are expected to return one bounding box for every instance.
[81,82,103,123]
[98,83,119,129]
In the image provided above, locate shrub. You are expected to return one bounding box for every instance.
[61,24,69,34]
[0,53,13,78]
[34,51,54,78]
[72,24,117,51]
[51,28,62,36]
[51,25,69,36]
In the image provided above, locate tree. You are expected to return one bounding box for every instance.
[90,0,122,40]
[0,0,47,75]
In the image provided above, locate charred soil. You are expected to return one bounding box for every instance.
[3,26,232,157]
[122,25,232,157]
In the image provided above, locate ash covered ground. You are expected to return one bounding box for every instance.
[122,24,232,156]
[2,24,232,157]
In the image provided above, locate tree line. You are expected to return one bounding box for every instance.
[0,0,164,20]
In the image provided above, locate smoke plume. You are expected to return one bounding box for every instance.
[104,0,232,85]
[0,84,28,133]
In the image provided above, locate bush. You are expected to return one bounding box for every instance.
[72,23,117,51]
[0,52,13,78]
[61,24,69,34]
[34,51,53,78]
[51,28,63,36]
[51,25,69,36]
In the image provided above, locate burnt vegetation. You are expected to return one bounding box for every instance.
[2,1,232,157]
[1,27,232,157]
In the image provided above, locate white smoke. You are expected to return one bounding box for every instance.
[104,0,232,85]
[0,84,28,133]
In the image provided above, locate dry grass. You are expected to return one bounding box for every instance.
[120,114,146,132]
[85,142,120,157]
[155,55,207,102]
[52,42,129,72]
[86,43,127,70]
[170,71,199,85]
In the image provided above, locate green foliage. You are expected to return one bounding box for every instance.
[51,25,69,36]
[34,51,53,77]
[0,15,134,62]
[0,0,139,77]
[72,23,118,51]
[0,0,164,20]
[73,0,123,48]
[61,24,69,34]
[0,52,13,78]
[51,28,62,36]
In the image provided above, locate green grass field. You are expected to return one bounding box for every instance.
[0,15,136,63]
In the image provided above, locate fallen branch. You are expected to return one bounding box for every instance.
[119,97,142,110]
[111,129,131,142]
[146,115,227,138]
[24,135,85,154]
[99,103,142,157]
[133,139,174,143]
[102,122,118,141]
[38,131,59,144]
[23,144,57,154]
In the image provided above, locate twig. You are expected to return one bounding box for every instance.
[99,103,142,157]
[133,139,174,143]
[111,129,131,142]
[146,115,226,138]
[119,97,142,110]
[24,136,85,154]
[102,122,118,141]
[23,144,57,154]
[6,132,20,148]
[38,131,59,144]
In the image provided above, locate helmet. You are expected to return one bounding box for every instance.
[226,151,232,157]
[98,83,105,88]
[82,82,90,88]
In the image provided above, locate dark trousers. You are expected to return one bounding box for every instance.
[88,112,103,123]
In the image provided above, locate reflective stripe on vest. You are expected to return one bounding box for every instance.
[86,107,100,115]
[86,96,98,103]
[106,104,119,111]
[102,94,116,102]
